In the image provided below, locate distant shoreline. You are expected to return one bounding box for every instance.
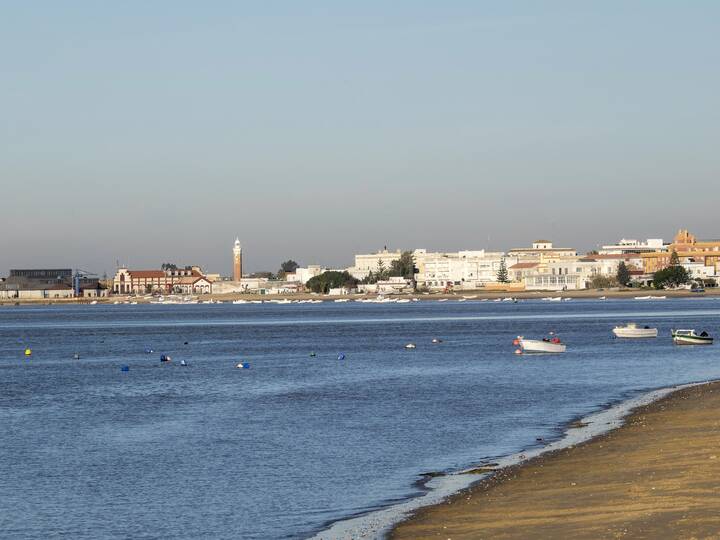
[1,287,718,306]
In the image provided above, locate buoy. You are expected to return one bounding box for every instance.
[514,349,522,355]
[512,339,519,346]
[180,359,187,367]
[73,353,80,360]
[160,354,171,362]
[337,353,346,360]
[431,338,443,344]
[309,352,316,357]
[405,343,416,349]
[145,348,153,354]
[236,362,250,369]
[24,348,32,356]
[184,341,188,345]
[120,365,129,372]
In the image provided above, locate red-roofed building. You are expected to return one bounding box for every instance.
[113,266,212,295]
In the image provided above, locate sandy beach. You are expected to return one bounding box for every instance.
[391,381,720,539]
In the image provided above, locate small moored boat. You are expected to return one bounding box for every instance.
[613,323,658,339]
[671,329,713,345]
[515,335,566,354]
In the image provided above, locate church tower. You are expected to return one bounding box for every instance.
[233,238,243,282]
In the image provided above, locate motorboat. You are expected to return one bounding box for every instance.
[671,329,714,345]
[515,335,566,354]
[612,323,658,339]
[404,343,416,349]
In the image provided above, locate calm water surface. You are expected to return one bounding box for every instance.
[1,298,719,539]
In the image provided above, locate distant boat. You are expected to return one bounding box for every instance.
[671,329,713,345]
[635,295,667,300]
[396,299,411,304]
[613,323,658,338]
[404,343,416,349]
[457,298,467,302]
[334,299,350,303]
[598,296,606,300]
[463,295,477,299]
[516,335,566,354]
[542,297,562,302]
[232,300,247,304]
[438,298,448,302]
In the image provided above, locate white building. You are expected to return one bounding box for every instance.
[507,240,577,260]
[347,248,405,280]
[415,250,505,290]
[599,238,666,254]
[285,265,327,284]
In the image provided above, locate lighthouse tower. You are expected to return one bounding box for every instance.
[233,238,243,282]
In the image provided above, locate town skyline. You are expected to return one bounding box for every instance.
[0,226,715,280]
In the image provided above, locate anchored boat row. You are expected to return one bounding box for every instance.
[515,323,714,354]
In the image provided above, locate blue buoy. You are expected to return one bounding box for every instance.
[120,365,129,372]
[337,353,346,360]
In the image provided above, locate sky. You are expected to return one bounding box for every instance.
[1,1,719,276]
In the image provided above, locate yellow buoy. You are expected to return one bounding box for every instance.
[24,348,32,356]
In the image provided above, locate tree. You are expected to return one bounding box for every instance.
[161,263,178,271]
[589,275,617,289]
[616,261,631,287]
[248,271,275,279]
[277,260,299,279]
[496,258,509,283]
[374,260,389,281]
[669,250,680,266]
[653,266,689,289]
[389,251,415,279]
[306,271,358,294]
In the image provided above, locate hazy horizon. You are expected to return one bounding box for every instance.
[2,2,719,277]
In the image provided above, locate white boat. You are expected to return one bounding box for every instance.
[232,300,247,304]
[396,299,411,304]
[598,296,606,300]
[672,329,713,345]
[612,323,658,338]
[334,299,349,303]
[516,335,566,354]
[404,343,416,349]
[635,295,666,300]
[542,297,562,302]
[438,298,448,302]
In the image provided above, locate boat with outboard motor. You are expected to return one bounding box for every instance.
[671,329,713,345]
[514,334,566,354]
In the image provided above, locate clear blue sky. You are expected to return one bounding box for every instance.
[1,1,718,276]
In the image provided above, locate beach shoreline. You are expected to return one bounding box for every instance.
[390,379,720,539]
[312,380,716,540]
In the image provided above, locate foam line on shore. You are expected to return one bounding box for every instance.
[309,379,713,540]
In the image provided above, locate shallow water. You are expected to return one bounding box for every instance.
[1,298,719,539]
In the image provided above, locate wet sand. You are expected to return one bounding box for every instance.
[391,381,720,539]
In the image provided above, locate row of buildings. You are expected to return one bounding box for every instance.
[3,229,718,298]
[337,230,717,292]
[0,269,108,300]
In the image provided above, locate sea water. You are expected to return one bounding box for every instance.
[1,298,719,539]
